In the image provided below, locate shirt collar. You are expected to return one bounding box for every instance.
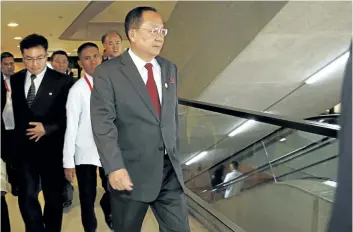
[128,48,158,71]
[3,73,9,80]
[84,73,93,81]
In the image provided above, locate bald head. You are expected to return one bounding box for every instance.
[101,31,123,58]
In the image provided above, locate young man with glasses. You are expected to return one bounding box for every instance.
[63,42,113,232]
[91,7,190,232]
[10,33,74,232]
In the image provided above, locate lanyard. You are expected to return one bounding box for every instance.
[4,80,10,92]
[84,75,93,92]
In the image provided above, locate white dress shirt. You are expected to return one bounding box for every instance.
[2,74,15,130]
[224,170,243,198]
[128,49,162,102]
[24,67,46,97]
[63,74,101,168]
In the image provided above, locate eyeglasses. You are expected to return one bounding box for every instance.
[138,27,168,37]
[23,55,47,63]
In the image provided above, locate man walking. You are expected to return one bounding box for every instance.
[11,34,74,232]
[63,42,113,232]
[91,6,190,232]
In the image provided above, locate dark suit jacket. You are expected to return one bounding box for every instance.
[91,51,183,202]
[1,72,8,162]
[10,68,74,165]
[327,44,352,232]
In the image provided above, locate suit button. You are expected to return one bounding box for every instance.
[159,146,164,151]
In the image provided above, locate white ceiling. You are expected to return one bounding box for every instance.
[1,1,177,57]
[180,1,351,168]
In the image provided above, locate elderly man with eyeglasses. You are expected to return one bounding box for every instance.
[91,6,190,232]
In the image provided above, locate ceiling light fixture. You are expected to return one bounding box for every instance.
[14,37,22,40]
[185,151,208,166]
[228,119,256,137]
[305,51,350,85]
[8,22,19,27]
[279,138,286,142]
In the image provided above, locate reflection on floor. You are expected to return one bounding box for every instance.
[6,184,209,232]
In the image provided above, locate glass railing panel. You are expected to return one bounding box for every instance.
[273,139,339,182]
[179,104,338,183]
[184,128,339,204]
[178,104,245,164]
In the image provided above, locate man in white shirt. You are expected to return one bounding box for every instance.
[223,161,243,199]
[63,42,112,232]
[1,52,19,197]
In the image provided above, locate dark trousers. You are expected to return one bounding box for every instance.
[6,163,19,192]
[75,165,110,231]
[1,195,11,232]
[110,156,190,232]
[18,162,64,232]
[2,130,19,193]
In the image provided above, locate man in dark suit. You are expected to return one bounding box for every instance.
[11,34,74,232]
[91,7,190,232]
[1,52,19,196]
[327,44,352,232]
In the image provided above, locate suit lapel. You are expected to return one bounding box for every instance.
[156,57,170,121]
[30,69,55,110]
[121,52,160,122]
[16,70,28,107]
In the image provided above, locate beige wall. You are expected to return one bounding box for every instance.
[14,62,25,72]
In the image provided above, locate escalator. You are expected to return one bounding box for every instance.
[178,99,339,232]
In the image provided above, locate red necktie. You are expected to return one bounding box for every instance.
[145,63,161,117]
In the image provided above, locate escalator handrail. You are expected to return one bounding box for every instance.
[196,137,336,194]
[179,98,339,138]
[305,113,340,121]
[183,113,339,184]
[239,154,338,193]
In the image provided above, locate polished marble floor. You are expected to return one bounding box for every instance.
[6,184,209,232]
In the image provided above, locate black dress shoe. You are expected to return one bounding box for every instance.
[63,200,72,208]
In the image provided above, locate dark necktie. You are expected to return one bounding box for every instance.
[27,74,36,108]
[145,63,160,117]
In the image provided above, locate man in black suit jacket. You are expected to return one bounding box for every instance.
[11,34,74,232]
[1,52,15,163]
[1,52,19,196]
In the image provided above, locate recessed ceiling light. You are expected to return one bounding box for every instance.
[279,138,286,142]
[14,37,22,40]
[17,45,20,48]
[8,22,19,27]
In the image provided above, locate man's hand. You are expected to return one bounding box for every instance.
[27,122,46,142]
[109,169,133,191]
[64,168,76,183]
